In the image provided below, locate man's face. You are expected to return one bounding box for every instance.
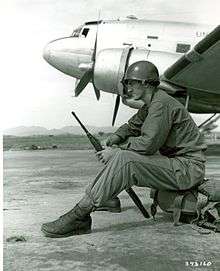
[126,80,144,100]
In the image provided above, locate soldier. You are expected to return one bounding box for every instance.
[41,61,207,238]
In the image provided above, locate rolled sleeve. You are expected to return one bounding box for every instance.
[126,102,171,154]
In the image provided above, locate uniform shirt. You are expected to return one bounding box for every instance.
[115,89,207,162]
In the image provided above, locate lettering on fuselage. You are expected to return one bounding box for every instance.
[196,31,207,37]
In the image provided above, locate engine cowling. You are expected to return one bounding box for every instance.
[94,47,150,99]
[93,46,182,109]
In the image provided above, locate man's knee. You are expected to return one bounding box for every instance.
[113,149,135,164]
[114,150,160,165]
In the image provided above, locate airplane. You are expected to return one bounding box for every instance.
[43,16,220,126]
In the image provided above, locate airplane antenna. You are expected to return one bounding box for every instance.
[98,10,101,23]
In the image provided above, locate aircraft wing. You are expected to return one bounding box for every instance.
[161,25,220,113]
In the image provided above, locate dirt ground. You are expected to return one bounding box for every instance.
[3,150,220,271]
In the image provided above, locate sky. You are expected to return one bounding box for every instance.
[1,0,220,130]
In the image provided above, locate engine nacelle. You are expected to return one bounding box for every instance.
[93,46,182,109]
[94,47,150,96]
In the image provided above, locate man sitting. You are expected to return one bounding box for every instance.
[41,61,206,238]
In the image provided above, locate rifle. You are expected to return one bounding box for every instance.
[71,111,150,219]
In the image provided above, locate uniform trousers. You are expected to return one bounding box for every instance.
[85,150,205,207]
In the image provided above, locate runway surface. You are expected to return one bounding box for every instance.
[3,150,220,271]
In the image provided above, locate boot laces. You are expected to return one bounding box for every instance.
[58,208,77,223]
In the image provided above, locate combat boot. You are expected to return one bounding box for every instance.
[96,197,121,212]
[41,196,93,238]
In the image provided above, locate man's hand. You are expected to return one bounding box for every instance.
[105,134,121,147]
[96,147,120,164]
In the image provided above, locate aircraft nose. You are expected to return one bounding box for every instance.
[42,37,92,78]
[43,43,51,62]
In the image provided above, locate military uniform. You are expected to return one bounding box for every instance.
[85,89,207,208]
[41,59,208,238]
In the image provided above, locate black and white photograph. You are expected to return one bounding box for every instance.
[2,1,220,270]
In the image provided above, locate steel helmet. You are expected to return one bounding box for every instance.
[124,61,159,85]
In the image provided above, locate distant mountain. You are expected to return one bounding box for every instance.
[3,125,117,136]
[3,126,49,136]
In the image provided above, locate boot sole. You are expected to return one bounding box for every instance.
[41,227,91,238]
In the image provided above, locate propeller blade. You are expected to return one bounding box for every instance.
[92,11,100,62]
[91,17,101,100]
[75,70,93,97]
[92,80,100,100]
[112,95,120,126]
[92,31,97,62]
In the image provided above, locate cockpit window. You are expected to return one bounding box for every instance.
[81,28,89,37]
[71,25,90,38]
[71,25,83,37]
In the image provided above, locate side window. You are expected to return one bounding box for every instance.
[176,43,191,53]
[81,28,90,38]
[72,26,83,37]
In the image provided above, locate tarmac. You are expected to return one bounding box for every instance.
[3,150,220,271]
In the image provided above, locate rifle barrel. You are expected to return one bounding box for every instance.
[71,111,89,135]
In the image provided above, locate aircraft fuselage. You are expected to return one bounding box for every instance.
[43,19,213,82]
[43,18,220,114]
